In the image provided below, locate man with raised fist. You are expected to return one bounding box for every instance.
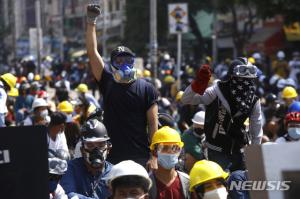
[86,4,158,168]
[182,58,263,172]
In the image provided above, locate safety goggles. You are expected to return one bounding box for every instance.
[83,141,108,151]
[232,65,257,78]
[112,55,134,69]
[156,143,181,154]
[287,123,300,128]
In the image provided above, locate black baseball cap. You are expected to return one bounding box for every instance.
[110,46,135,62]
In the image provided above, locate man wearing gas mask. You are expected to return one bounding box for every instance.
[86,4,158,167]
[182,58,263,172]
[60,119,113,199]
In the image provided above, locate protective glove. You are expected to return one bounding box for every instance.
[86,4,101,24]
[191,64,211,95]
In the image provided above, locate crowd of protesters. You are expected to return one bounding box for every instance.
[1,3,300,199]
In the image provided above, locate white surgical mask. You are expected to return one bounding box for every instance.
[288,127,300,140]
[39,109,49,118]
[203,187,228,199]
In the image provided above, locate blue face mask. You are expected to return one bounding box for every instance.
[288,127,300,140]
[157,152,179,170]
[49,180,58,193]
[111,55,136,84]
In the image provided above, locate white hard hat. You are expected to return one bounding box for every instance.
[192,111,205,125]
[252,52,261,60]
[105,160,152,189]
[164,53,170,60]
[32,98,48,109]
[27,72,34,81]
[277,51,285,59]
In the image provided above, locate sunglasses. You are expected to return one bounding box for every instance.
[232,65,257,77]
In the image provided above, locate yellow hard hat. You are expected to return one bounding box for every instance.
[87,104,97,116]
[163,75,175,84]
[143,70,151,78]
[1,73,17,90]
[176,91,184,102]
[76,83,88,93]
[189,160,229,191]
[282,86,298,99]
[8,88,19,97]
[57,101,74,114]
[186,67,194,76]
[150,126,184,150]
[34,74,41,81]
[248,57,255,64]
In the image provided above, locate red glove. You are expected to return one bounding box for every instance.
[191,64,211,95]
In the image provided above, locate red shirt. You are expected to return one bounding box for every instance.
[155,174,184,199]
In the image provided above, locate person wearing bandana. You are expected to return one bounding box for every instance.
[60,119,113,199]
[181,57,263,172]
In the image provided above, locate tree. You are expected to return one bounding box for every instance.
[252,0,300,24]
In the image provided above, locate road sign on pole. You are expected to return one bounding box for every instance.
[168,3,188,34]
[168,3,188,90]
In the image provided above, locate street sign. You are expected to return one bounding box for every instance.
[168,3,189,34]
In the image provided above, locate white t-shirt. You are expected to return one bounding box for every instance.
[48,132,69,152]
[74,140,82,158]
[49,184,68,199]
[0,86,8,114]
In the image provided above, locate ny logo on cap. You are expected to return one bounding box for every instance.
[117,46,125,52]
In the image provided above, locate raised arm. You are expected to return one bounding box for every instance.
[86,4,105,82]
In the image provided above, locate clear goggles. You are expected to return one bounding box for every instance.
[156,143,181,154]
[287,123,300,128]
[83,141,108,151]
[112,55,134,69]
[232,64,257,78]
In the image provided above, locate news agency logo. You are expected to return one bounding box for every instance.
[0,150,10,164]
[229,181,291,191]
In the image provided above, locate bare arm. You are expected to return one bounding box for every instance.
[147,104,158,141]
[86,23,104,82]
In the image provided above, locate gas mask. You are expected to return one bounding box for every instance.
[111,55,136,84]
[83,147,108,168]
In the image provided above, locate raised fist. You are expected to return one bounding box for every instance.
[86,4,102,24]
[191,64,211,95]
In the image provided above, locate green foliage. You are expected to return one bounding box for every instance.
[252,0,300,24]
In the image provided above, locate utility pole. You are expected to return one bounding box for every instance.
[59,0,64,61]
[35,0,42,74]
[212,0,218,67]
[150,0,158,86]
